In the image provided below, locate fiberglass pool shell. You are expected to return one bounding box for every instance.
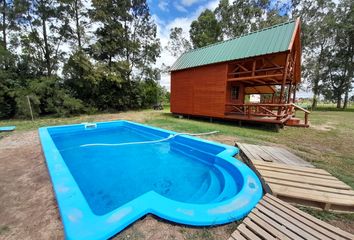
[39,120,263,240]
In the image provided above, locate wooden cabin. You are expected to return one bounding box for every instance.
[170,19,310,127]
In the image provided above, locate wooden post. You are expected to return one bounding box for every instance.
[287,83,292,103]
[293,84,297,103]
[277,54,290,118]
[252,60,256,76]
[279,54,290,103]
[27,95,34,121]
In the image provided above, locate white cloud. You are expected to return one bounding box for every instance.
[154,0,220,90]
[174,2,188,12]
[158,1,169,11]
[181,0,203,7]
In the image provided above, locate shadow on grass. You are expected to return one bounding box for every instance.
[156,112,280,133]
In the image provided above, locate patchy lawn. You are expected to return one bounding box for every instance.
[1,107,353,239]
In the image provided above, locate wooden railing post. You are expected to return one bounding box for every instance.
[278,54,290,119]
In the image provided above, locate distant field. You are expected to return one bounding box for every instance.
[1,106,354,238]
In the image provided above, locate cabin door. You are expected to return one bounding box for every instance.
[228,83,243,104]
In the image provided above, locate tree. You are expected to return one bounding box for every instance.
[294,0,336,109]
[21,0,69,77]
[190,9,222,48]
[90,0,160,81]
[335,0,354,109]
[59,0,88,49]
[214,0,270,38]
[0,0,28,51]
[166,27,191,57]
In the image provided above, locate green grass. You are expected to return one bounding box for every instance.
[1,106,354,227]
[0,225,10,235]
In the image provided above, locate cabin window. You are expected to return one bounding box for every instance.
[231,86,240,100]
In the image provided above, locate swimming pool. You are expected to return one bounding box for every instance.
[39,120,262,239]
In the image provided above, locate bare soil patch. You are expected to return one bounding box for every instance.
[0,131,63,239]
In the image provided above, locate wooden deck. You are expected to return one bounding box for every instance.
[229,194,354,240]
[224,103,310,127]
[236,142,314,167]
[236,142,354,212]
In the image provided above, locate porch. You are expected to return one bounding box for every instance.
[224,103,310,127]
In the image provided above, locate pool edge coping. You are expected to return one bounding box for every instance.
[39,120,263,240]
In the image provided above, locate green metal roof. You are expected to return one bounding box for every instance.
[170,20,296,71]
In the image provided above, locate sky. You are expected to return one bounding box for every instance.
[147,0,221,91]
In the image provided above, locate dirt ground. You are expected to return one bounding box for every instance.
[1,128,353,239]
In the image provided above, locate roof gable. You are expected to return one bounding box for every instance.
[170,20,296,72]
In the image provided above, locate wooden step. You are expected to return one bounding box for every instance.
[285,117,309,127]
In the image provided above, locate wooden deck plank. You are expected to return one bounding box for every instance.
[259,146,284,162]
[238,143,264,162]
[260,146,296,165]
[269,185,354,206]
[265,194,354,240]
[258,170,351,189]
[230,195,354,240]
[266,146,313,167]
[236,142,314,167]
[253,160,329,175]
[243,218,276,239]
[263,195,345,240]
[264,178,354,196]
[259,200,330,240]
[248,212,292,240]
[243,143,275,162]
[230,231,247,240]
[268,183,354,201]
[252,208,303,240]
[255,165,338,180]
[237,143,262,162]
[237,142,313,166]
[256,204,318,240]
[237,223,263,240]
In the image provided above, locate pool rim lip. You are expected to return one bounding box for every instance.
[39,120,263,240]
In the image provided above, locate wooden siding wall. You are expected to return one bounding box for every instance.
[171,63,228,118]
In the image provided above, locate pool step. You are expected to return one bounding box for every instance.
[188,172,211,203]
[195,170,222,203]
[213,165,238,203]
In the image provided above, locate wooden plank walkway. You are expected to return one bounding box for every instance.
[236,142,354,212]
[236,142,314,168]
[229,194,354,240]
[253,160,354,212]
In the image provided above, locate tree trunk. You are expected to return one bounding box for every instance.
[343,50,353,109]
[312,95,317,109]
[2,0,6,50]
[42,18,52,77]
[74,0,81,49]
[42,17,51,76]
[343,90,349,109]
[336,94,342,108]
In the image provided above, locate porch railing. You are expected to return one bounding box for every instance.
[225,103,310,125]
[225,103,295,121]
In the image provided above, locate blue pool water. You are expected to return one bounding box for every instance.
[39,121,262,240]
[53,126,241,215]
